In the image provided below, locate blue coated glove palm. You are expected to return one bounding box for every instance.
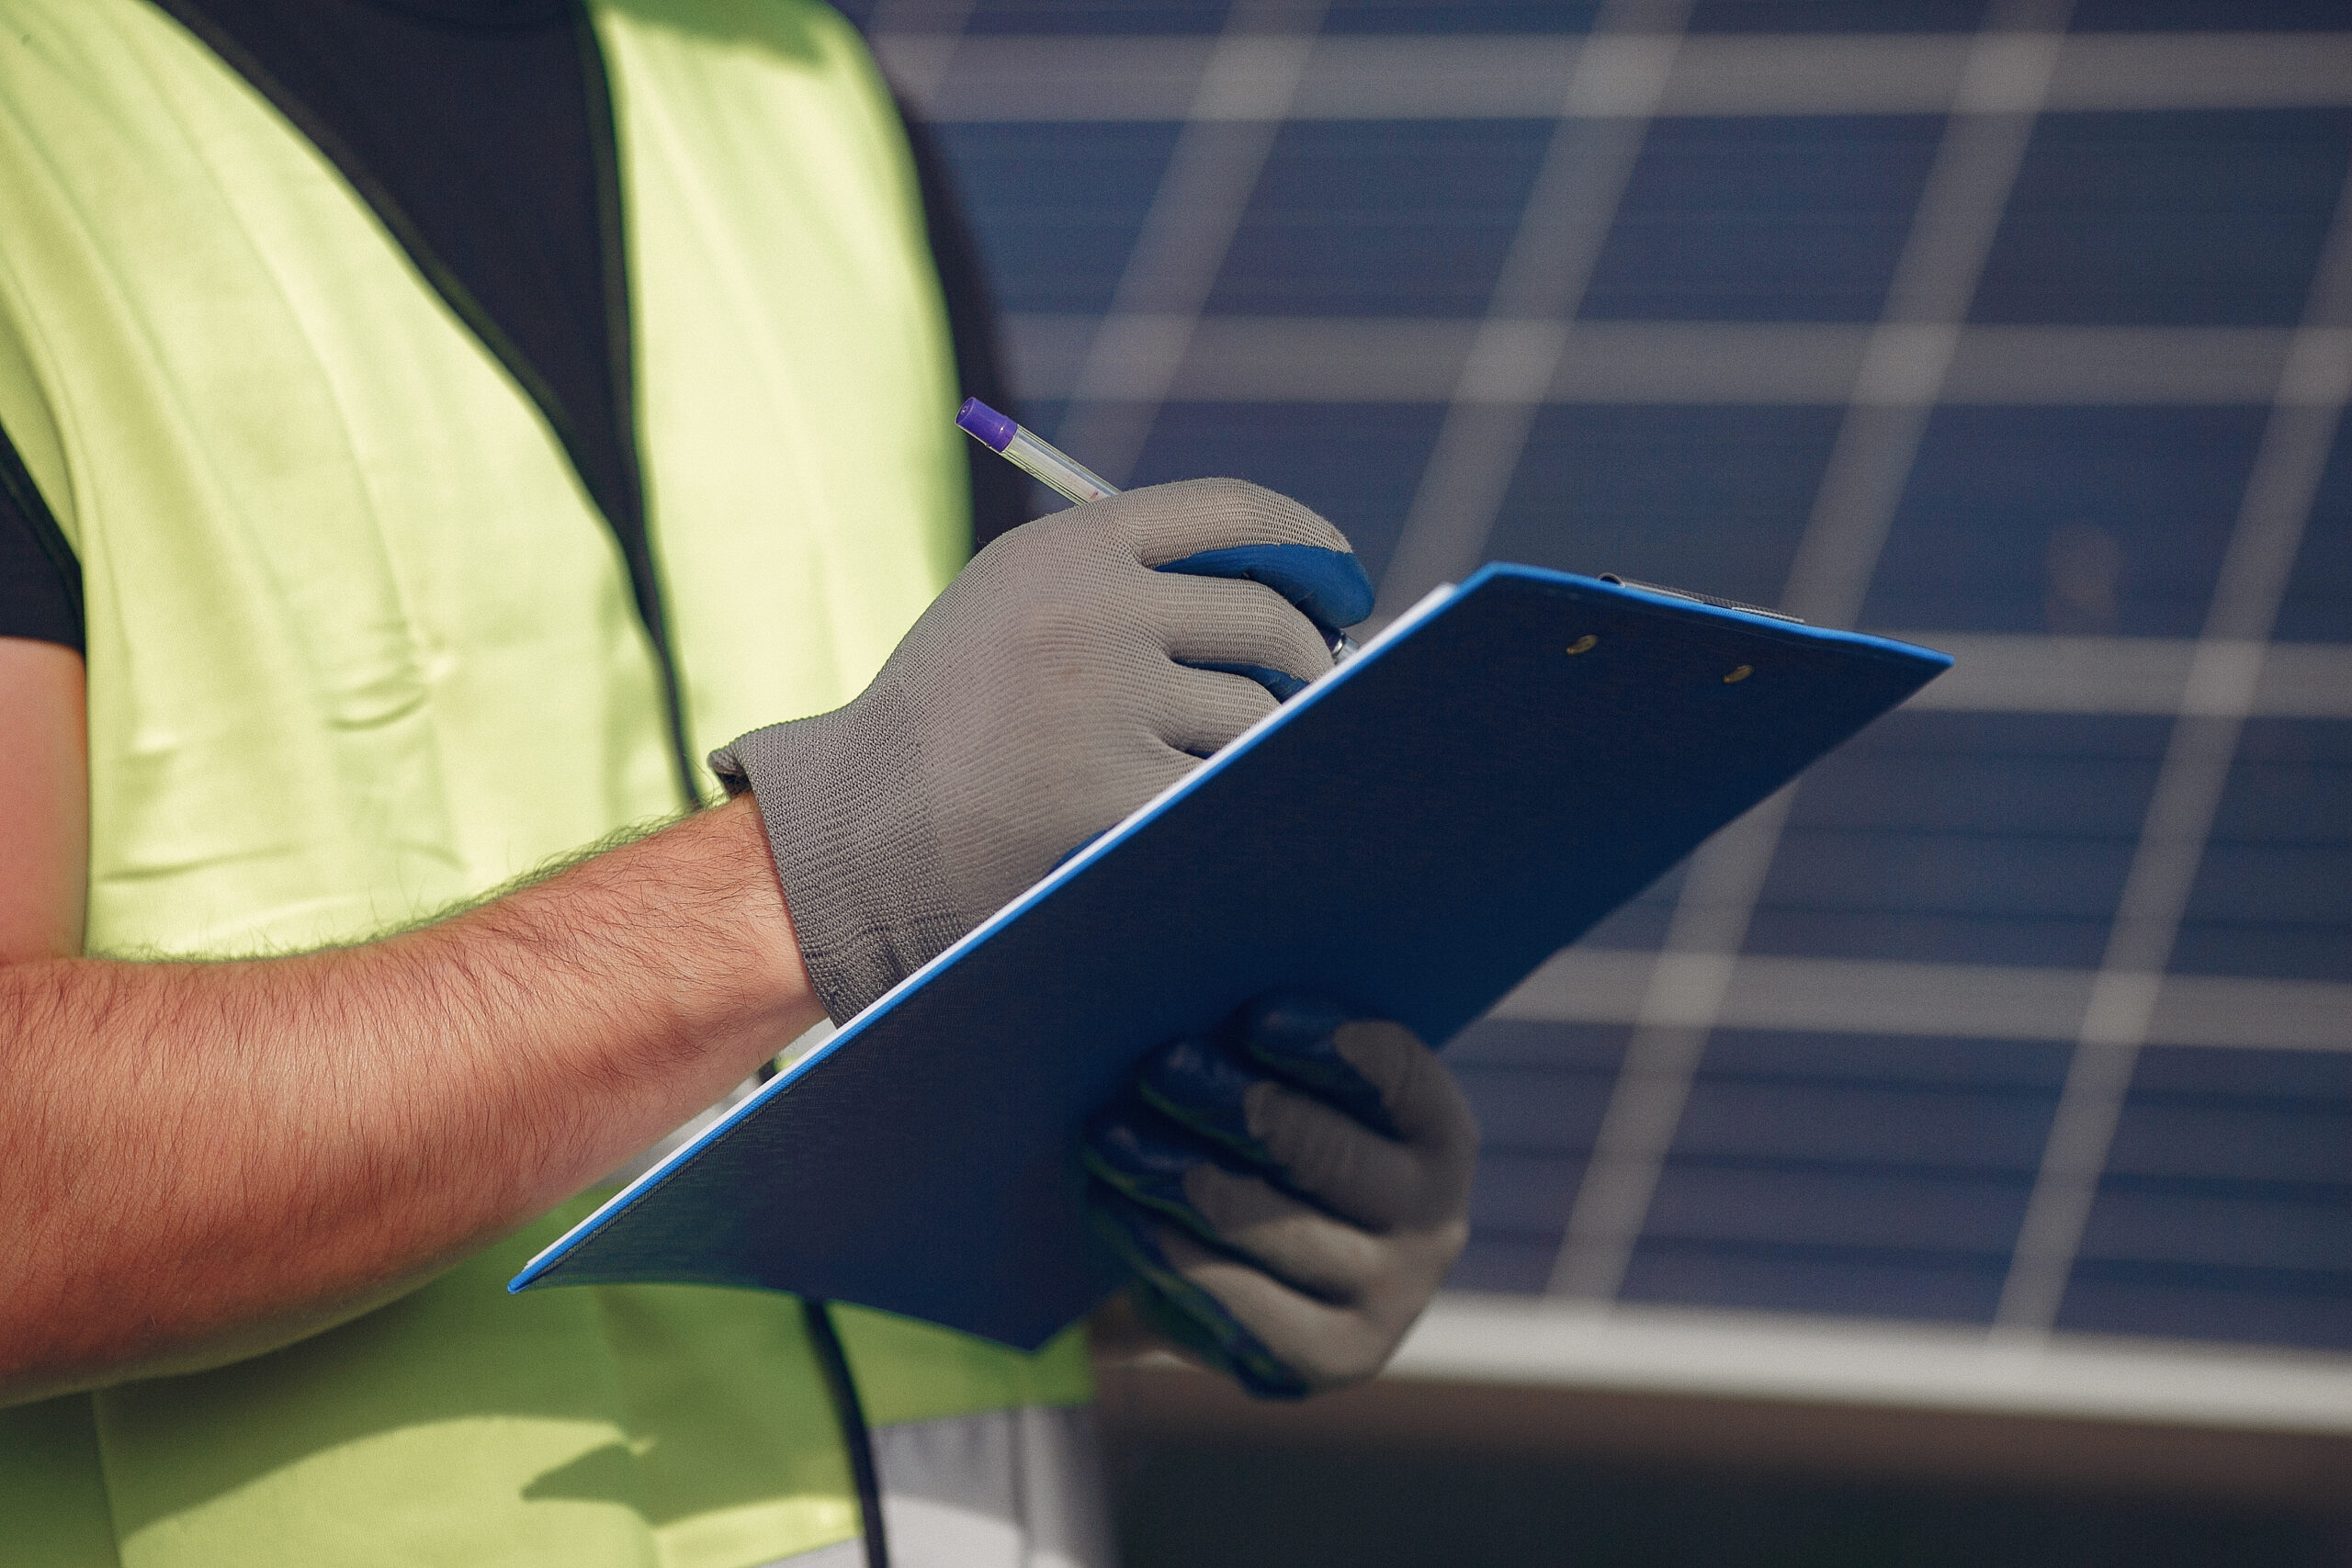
[1084,996,1478,1399]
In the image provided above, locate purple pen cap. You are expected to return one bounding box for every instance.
[956,398,1018,453]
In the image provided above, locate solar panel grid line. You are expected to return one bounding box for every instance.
[1537,1030,1709,1300]
[1493,952,2352,1055]
[1372,0,1694,625]
[877,31,2352,125]
[2142,973,2352,1055]
[1051,0,1328,488]
[1545,801,1791,1300]
[1002,316,2325,407]
[1784,8,2069,626]
[863,0,976,100]
[1938,326,2306,406]
[2036,30,2352,116]
[1895,635,2352,716]
[1541,0,2075,1309]
[1991,161,2352,1339]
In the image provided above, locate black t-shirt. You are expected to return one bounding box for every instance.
[0,0,1019,653]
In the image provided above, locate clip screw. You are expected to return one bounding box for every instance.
[1724,665,1754,683]
[1566,635,1598,655]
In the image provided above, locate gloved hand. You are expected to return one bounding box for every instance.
[1085,996,1478,1398]
[713,479,1372,1021]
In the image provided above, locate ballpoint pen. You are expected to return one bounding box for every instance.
[955,398,1117,507]
[955,398,1359,662]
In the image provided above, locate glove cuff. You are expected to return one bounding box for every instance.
[710,707,961,1022]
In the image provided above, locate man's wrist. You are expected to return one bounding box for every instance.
[706,792,822,1036]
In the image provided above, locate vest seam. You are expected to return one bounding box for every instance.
[139,0,702,808]
[571,1,700,807]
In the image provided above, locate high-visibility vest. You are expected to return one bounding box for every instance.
[0,2,1103,1563]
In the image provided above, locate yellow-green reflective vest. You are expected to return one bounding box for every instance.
[0,2,1101,1563]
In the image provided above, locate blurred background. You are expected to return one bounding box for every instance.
[842,1,2351,1562]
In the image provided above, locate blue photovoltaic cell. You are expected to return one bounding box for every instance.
[1486,406,1844,609]
[2173,719,2352,984]
[1126,403,1449,582]
[1787,714,2168,840]
[1449,1021,1630,1142]
[1971,110,2352,328]
[1451,1229,1571,1295]
[2060,1049,2352,1349]
[1687,0,1990,30]
[1697,1029,2072,1092]
[1207,122,1555,319]
[1572,877,1685,953]
[1446,1021,1629,1292]
[927,123,1182,315]
[1640,1163,2039,1259]
[1622,1234,2021,1324]
[1750,834,2138,971]
[2106,1080,2351,1188]
[961,1,1234,35]
[2173,845,2352,983]
[1581,117,1945,323]
[1751,714,2167,968]
[1019,399,1070,446]
[2069,0,2352,29]
[1671,1078,2060,1170]
[2275,412,2352,643]
[1458,1153,1589,1293]
[882,0,2351,1359]
[1462,1063,1623,1156]
[1617,1030,2061,1322]
[2122,1042,2352,1101]
[1321,2,1603,32]
[1861,406,2267,637]
[2058,1264,2352,1351]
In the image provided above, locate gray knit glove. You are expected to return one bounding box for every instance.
[712,478,1361,1021]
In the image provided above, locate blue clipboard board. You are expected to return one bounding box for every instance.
[512,563,1951,1348]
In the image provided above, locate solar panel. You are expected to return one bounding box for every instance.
[844,0,2352,1364]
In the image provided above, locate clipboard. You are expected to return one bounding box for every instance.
[512,563,1952,1348]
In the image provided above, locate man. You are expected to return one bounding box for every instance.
[0,2,1476,1563]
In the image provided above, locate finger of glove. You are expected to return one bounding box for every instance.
[1046,734,1201,851]
[1137,1035,1273,1165]
[1080,1099,1215,1225]
[1090,1194,1311,1399]
[1237,994,1396,1135]
[1017,729,1200,885]
[1155,664,1277,759]
[1157,1224,1399,1394]
[1116,739,1207,820]
[1244,1078,1431,1232]
[1330,1021,1481,1170]
[1097,477,1352,570]
[1180,1161,1387,1304]
[1149,572,1334,691]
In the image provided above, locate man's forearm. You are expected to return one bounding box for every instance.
[0,795,821,1405]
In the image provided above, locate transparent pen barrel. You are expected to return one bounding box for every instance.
[1001,428,1118,506]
